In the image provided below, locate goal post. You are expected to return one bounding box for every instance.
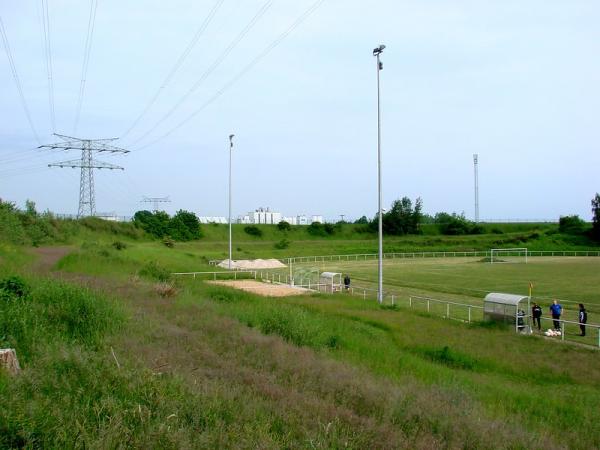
[490,248,528,264]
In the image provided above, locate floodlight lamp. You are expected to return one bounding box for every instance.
[372,44,385,56]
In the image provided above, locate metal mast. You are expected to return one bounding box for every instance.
[373,44,385,304]
[141,196,171,212]
[473,153,479,223]
[39,133,129,217]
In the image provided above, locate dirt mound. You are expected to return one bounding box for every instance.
[217,259,287,270]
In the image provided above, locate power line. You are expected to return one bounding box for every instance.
[73,0,99,134]
[0,16,42,145]
[128,0,273,147]
[39,0,56,133]
[135,0,327,151]
[120,0,225,140]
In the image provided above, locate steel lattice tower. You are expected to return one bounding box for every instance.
[39,134,129,217]
[141,196,171,212]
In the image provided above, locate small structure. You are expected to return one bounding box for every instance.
[483,292,530,332]
[318,272,342,293]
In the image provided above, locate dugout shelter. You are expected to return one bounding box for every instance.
[319,272,342,293]
[483,293,531,332]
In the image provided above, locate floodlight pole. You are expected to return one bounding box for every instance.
[228,134,234,270]
[373,44,385,304]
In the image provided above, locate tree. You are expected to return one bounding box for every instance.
[592,193,600,241]
[171,210,201,240]
[370,196,423,235]
[354,215,369,224]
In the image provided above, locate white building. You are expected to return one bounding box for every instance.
[246,207,282,225]
[282,216,298,225]
[198,216,227,224]
[311,215,323,224]
[297,215,309,225]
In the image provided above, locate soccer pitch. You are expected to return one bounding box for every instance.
[293,256,600,313]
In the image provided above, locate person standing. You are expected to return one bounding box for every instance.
[579,304,588,336]
[343,274,351,292]
[550,300,562,331]
[532,303,542,331]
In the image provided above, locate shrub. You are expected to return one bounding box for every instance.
[307,222,333,236]
[112,240,127,250]
[558,215,586,235]
[139,261,171,282]
[274,238,291,249]
[435,212,481,235]
[244,225,263,237]
[163,237,175,248]
[0,275,29,299]
[277,221,291,232]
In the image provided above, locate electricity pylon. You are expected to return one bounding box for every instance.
[39,133,129,217]
[141,196,171,212]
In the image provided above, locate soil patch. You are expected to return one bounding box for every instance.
[208,280,311,297]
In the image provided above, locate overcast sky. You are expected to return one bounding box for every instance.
[1,0,599,221]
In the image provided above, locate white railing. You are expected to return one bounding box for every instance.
[537,316,600,347]
[285,250,600,264]
[171,270,257,280]
[408,295,483,323]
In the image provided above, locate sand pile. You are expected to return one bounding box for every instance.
[217,259,287,270]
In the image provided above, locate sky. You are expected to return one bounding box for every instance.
[1,0,599,222]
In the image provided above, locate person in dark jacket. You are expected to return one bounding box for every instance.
[579,304,588,336]
[532,303,542,331]
[550,300,562,331]
[343,274,351,292]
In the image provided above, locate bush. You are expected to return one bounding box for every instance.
[558,215,586,235]
[244,225,263,237]
[435,212,481,235]
[274,238,291,250]
[163,237,175,248]
[139,261,171,282]
[307,222,334,236]
[0,276,29,299]
[277,221,291,232]
[112,240,127,250]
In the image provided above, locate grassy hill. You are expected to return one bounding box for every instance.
[2,204,600,447]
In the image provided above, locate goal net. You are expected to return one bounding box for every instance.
[490,248,528,264]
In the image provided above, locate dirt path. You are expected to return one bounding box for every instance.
[30,246,73,273]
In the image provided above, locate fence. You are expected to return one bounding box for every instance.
[286,250,600,264]
[407,295,483,323]
[171,271,257,280]
[537,316,600,348]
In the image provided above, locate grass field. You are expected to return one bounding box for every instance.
[3,226,600,448]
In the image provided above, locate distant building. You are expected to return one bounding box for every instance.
[282,216,298,225]
[297,215,309,225]
[311,215,323,224]
[198,216,227,224]
[247,207,282,225]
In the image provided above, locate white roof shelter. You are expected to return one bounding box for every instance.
[484,292,530,332]
[319,272,342,293]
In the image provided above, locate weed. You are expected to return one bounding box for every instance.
[154,282,178,298]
